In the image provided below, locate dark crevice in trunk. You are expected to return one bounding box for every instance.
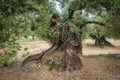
[69,9,74,20]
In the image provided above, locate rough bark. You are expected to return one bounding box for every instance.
[22,14,83,71]
[89,34,114,47]
[100,36,115,47]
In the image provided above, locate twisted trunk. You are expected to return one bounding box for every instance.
[22,14,83,71]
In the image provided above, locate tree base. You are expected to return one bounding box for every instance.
[22,14,83,71]
[22,46,82,71]
[95,36,115,47]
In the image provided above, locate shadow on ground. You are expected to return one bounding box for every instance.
[83,53,120,59]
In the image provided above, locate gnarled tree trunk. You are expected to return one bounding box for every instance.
[89,34,114,47]
[99,36,115,47]
[22,14,83,71]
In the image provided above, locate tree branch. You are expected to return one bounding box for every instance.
[85,21,105,26]
[69,9,75,19]
[68,7,83,20]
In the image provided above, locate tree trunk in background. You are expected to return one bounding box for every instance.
[95,36,114,47]
[89,34,114,47]
[32,34,35,40]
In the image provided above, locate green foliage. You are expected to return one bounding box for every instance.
[87,24,106,39]
[82,15,106,39]
[24,47,28,51]
[0,43,21,66]
[106,13,120,39]
[61,5,69,21]
[49,63,54,71]
[58,0,120,40]
[36,26,54,42]
[69,23,81,35]
[0,0,55,66]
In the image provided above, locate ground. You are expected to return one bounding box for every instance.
[0,38,120,80]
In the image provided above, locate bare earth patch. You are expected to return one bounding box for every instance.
[83,39,120,55]
[0,39,120,80]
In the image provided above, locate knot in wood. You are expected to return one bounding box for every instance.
[70,40,79,46]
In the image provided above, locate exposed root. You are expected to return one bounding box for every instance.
[104,40,115,47]
[21,45,58,66]
[41,51,82,71]
[95,36,115,47]
[61,53,82,71]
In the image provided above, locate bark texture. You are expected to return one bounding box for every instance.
[90,34,114,47]
[22,14,83,71]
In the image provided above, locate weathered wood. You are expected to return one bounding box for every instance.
[22,45,58,66]
[22,14,83,71]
